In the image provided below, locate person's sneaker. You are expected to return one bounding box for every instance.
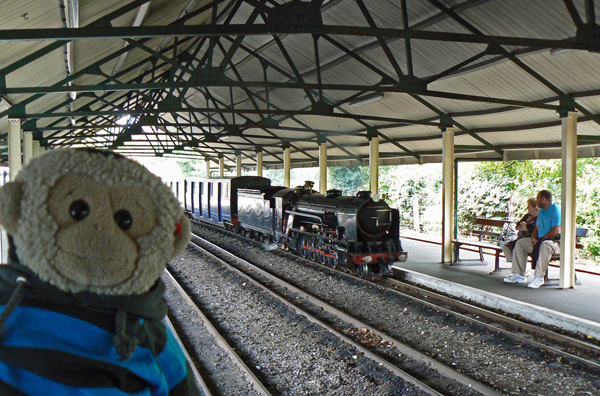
[527,276,545,288]
[503,273,527,283]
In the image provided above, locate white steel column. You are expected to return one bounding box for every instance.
[32,140,41,158]
[369,136,379,195]
[8,118,22,180]
[205,158,211,177]
[560,111,577,288]
[23,131,33,166]
[283,146,291,187]
[319,141,327,193]
[441,127,455,263]
[219,156,224,177]
[256,150,263,177]
[236,152,242,176]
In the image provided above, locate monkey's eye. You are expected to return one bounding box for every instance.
[114,210,133,231]
[69,200,90,221]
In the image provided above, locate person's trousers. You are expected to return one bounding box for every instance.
[501,244,514,263]
[511,237,560,278]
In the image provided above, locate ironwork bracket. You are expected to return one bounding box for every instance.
[366,126,379,140]
[311,101,334,116]
[439,114,454,131]
[191,67,227,86]
[267,1,323,33]
[558,95,576,118]
[576,23,600,52]
[260,117,280,128]
[157,95,182,112]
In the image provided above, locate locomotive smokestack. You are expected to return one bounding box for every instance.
[356,191,371,199]
[303,180,314,190]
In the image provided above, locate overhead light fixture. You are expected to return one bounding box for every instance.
[348,93,384,107]
[549,48,575,55]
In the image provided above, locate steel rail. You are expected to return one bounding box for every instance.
[163,316,213,396]
[163,269,273,396]
[383,277,600,365]
[189,232,500,396]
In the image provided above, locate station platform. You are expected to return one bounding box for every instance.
[392,237,600,341]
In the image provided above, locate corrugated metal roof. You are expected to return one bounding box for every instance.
[1,0,600,169]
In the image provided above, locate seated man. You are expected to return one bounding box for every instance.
[503,189,561,288]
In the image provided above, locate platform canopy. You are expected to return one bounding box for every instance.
[1,0,600,169]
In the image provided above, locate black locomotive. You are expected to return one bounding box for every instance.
[172,176,407,278]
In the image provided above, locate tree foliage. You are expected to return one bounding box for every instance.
[328,166,369,195]
[177,159,208,177]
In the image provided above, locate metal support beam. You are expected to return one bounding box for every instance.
[205,158,211,177]
[1,24,598,52]
[23,131,33,166]
[283,146,291,187]
[369,136,379,195]
[219,155,224,177]
[319,141,327,193]
[8,118,22,180]
[560,112,578,288]
[256,150,263,177]
[441,127,454,263]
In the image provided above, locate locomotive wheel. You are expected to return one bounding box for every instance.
[329,257,340,269]
[357,263,373,279]
[299,236,310,258]
[309,237,319,261]
[320,254,328,265]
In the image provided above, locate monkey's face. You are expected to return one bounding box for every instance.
[0,148,190,295]
[47,174,158,289]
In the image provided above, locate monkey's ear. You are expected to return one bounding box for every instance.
[0,181,23,235]
[172,215,191,257]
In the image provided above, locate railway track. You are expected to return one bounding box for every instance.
[381,277,600,365]
[194,218,600,361]
[164,317,213,396]
[186,221,600,395]
[164,269,272,396]
[186,232,502,396]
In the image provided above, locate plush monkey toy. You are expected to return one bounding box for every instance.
[0,148,200,395]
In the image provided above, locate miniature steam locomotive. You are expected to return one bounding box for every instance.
[172,176,407,278]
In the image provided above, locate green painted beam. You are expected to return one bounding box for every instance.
[0,25,598,52]
[5,81,560,110]
[24,107,439,127]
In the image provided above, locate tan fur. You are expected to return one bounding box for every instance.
[0,149,190,295]
[0,182,22,235]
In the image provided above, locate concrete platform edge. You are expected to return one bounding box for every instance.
[392,266,600,341]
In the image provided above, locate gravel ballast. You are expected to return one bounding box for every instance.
[179,224,600,396]
[166,247,427,395]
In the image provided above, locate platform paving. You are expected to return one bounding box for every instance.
[392,237,600,340]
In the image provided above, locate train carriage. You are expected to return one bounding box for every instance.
[183,176,270,227]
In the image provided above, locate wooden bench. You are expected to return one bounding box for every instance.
[452,217,511,273]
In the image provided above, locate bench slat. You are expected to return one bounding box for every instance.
[474,218,511,228]
[453,239,502,250]
[472,230,502,238]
